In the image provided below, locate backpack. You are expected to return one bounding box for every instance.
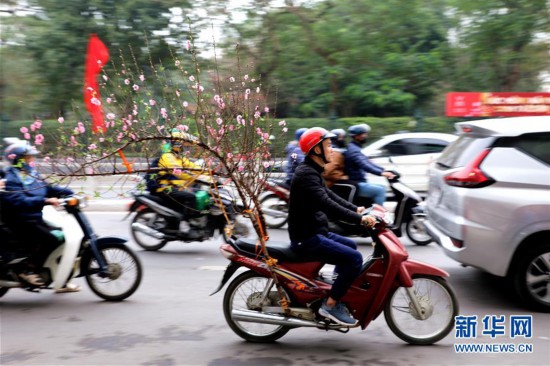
[145,157,161,193]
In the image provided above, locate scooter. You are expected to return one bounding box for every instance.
[331,172,433,245]
[0,196,142,301]
[211,204,458,344]
[126,178,250,251]
[259,173,433,245]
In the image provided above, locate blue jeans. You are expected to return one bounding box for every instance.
[291,232,363,300]
[357,182,386,205]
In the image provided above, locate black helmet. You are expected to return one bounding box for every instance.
[347,124,371,136]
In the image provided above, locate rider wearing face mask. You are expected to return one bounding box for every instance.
[344,124,395,206]
[154,129,206,234]
[288,127,375,326]
[1,141,75,289]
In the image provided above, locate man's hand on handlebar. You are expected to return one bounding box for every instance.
[361,214,376,228]
[45,197,62,207]
[356,206,366,214]
[381,171,396,179]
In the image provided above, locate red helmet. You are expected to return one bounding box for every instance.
[299,127,336,155]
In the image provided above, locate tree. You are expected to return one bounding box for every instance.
[15,0,191,117]
[448,0,550,92]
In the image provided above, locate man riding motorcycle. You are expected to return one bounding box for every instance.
[344,124,395,206]
[149,129,210,235]
[288,127,375,326]
[1,141,78,291]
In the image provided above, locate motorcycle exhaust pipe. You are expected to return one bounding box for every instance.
[232,309,320,328]
[131,222,166,239]
[261,208,287,218]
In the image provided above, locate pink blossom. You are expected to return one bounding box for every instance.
[99,137,105,142]
[282,127,288,133]
[263,133,269,141]
[278,120,286,126]
[139,75,145,82]
[88,144,97,150]
[161,108,168,118]
[245,89,250,100]
[177,124,189,132]
[175,60,181,67]
[58,117,65,123]
[244,74,249,80]
[229,77,235,82]
[189,75,195,82]
[133,84,139,91]
[33,120,42,129]
[214,95,221,102]
[229,125,234,131]
[227,153,233,159]
[256,87,260,93]
[176,90,180,97]
[216,118,223,125]
[34,134,44,145]
[102,75,108,81]
[77,122,86,134]
[107,113,116,120]
[24,133,30,140]
[20,127,28,134]
[66,157,74,163]
[262,161,271,169]
[172,168,182,176]
[149,99,156,106]
[70,136,77,147]
[186,40,191,51]
[254,111,261,119]
[183,101,188,108]
[106,97,112,104]
[265,107,270,113]
[238,165,244,172]
[91,97,101,106]
[237,115,243,125]
[124,79,130,85]
[43,156,50,163]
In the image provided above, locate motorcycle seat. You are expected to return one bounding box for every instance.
[233,238,302,262]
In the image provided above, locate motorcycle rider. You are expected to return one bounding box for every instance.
[344,124,395,206]
[284,127,308,187]
[1,141,78,291]
[153,129,206,235]
[288,127,375,326]
[322,128,350,188]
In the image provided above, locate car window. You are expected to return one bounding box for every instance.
[496,132,550,165]
[385,138,451,156]
[436,136,494,169]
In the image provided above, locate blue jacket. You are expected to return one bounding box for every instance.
[344,141,384,182]
[2,167,73,223]
[285,145,305,184]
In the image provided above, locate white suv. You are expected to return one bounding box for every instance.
[362,132,457,193]
[424,116,550,311]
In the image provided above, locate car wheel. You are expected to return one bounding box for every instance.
[511,242,550,313]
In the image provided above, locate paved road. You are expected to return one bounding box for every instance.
[1,211,549,365]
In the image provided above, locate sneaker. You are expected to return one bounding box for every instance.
[18,272,45,286]
[55,283,81,293]
[318,301,358,326]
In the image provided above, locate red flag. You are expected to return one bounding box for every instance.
[84,34,109,133]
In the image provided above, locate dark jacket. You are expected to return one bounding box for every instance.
[285,144,305,184]
[2,167,73,223]
[288,157,362,243]
[344,141,385,182]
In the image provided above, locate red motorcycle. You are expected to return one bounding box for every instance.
[211,205,458,344]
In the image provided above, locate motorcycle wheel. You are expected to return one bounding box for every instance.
[85,243,142,301]
[260,194,288,229]
[384,275,458,345]
[223,271,291,343]
[405,217,432,246]
[131,209,169,251]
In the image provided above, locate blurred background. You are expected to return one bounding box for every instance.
[1,0,549,155]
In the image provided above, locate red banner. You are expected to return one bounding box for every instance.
[446,92,550,117]
[84,34,110,133]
